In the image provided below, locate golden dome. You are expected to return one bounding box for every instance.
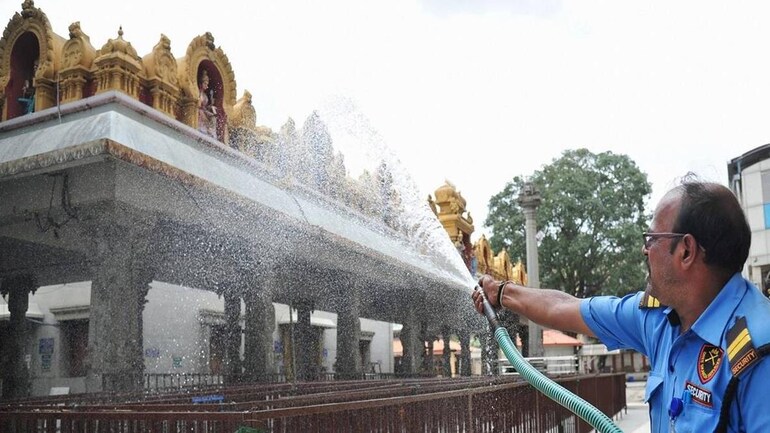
[98,27,138,59]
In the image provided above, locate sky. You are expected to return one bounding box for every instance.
[4,0,770,240]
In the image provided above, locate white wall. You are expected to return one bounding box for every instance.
[20,280,396,396]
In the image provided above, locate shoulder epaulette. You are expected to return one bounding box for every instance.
[726,316,760,377]
[638,293,664,309]
[715,316,770,433]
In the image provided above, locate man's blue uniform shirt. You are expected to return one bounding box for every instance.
[580,273,770,433]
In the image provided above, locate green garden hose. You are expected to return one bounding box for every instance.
[476,286,624,433]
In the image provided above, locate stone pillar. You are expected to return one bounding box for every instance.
[335,278,361,380]
[458,330,471,376]
[0,274,37,399]
[34,78,57,112]
[243,287,274,382]
[223,290,243,383]
[421,322,434,375]
[399,309,421,377]
[519,324,530,358]
[87,250,151,393]
[518,182,544,358]
[294,302,316,381]
[479,331,497,375]
[442,327,452,378]
[84,215,158,394]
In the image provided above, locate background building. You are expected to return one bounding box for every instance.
[729,144,770,296]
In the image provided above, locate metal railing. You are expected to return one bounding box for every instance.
[0,374,627,433]
[499,355,580,376]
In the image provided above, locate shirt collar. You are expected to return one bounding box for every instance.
[689,272,747,346]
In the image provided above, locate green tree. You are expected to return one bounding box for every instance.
[485,148,651,297]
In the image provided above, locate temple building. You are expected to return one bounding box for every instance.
[0,1,483,399]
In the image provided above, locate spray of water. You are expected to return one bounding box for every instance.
[317,95,477,292]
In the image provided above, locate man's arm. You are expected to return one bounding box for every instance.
[500,282,595,337]
[473,276,594,337]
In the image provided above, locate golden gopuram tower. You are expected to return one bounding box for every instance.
[429,181,527,285]
[0,0,270,148]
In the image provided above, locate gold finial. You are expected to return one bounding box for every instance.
[118,26,124,38]
[21,0,36,18]
[68,21,84,39]
[204,32,215,49]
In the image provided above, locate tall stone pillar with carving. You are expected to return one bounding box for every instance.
[398,308,421,377]
[0,274,37,399]
[335,275,362,379]
[518,182,544,358]
[243,271,275,382]
[223,290,243,383]
[441,326,452,377]
[86,222,154,393]
[479,330,496,375]
[421,322,434,375]
[458,329,472,376]
[294,300,316,381]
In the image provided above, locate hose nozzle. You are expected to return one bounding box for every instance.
[474,284,501,330]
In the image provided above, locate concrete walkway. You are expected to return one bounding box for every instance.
[610,381,650,433]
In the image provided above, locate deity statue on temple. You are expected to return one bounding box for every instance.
[197,70,217,138]
[17,60,38,115]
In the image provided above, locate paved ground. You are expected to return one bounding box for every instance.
[611,381,650,433]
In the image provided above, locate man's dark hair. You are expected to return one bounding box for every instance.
[671,180,750,275]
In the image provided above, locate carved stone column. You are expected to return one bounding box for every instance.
[223,290,243,383]
[243,282,274,382]
[33,78,57,112]
[294,301,316,381]
[86,238,152,393]
[518,182,544,357]
[458,329,471,377]
[85,215,155,393]
[442,326,452,378]
[399,309,421,377]
[335,276,361,380]
[479,331,495,375]
[421,322,434,375]
[0,274,37,399]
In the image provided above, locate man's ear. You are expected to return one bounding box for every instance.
[680,234,698,267]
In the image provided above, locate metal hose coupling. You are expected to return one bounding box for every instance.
[474,284,501,330]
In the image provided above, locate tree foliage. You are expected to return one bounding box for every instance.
[485,148,651,297]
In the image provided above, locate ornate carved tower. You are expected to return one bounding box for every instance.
[0,3,260,148]
[431,182,475,271]
[59,22,96,103]
[0,0,64,120]
[93,27,143,99]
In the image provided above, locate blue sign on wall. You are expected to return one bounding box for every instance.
[39,338,54,355]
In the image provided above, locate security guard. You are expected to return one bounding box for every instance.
[473,180,770,432]
[582,277,770,432]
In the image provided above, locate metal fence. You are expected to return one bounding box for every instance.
[498,356,581,376]
[0,374,626,433]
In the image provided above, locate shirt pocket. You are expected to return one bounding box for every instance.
[644,373,664,403]
[676,402,718,433]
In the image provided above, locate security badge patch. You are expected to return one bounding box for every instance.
[698,344,723,383]
[727,316,759,377]
[686,381,713,408]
